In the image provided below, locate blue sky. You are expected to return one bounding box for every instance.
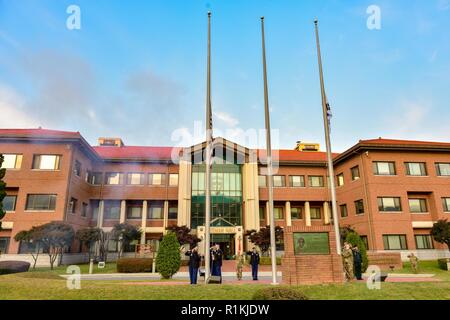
[0,0,449,151]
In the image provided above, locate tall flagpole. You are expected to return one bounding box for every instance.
[314,19,341,255]
[261,16,278,285]
[204,11,213,284]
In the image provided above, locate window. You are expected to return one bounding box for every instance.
[86,171,103,185]
[360,236,369,250]
[435,163,450,176]
[274,207,283,220]
[0,237,10,254]
[405,162,427,176]
[258,175,266,187]
[408,199,428,213]
[259,207,265,220]
[3,195,17,211]
[26,194,57,211]
[169,174,179,186]
[168,205,178,219]
[308,176,324,187]
[289,176,305,187]
[148,202,164,219]
[68,198,77,214]
[126,201,142,219]
[1,154,22,169]
[291,207,302,219]
[351,166,360,181]
[74,160,82,177]
[81,203,88,217]
[32,155,61,170]
[337,173,344,187]
[373,161,396,175]
[378,197,402,212]
[354,199,364,215]
[383,235,407,250]
[442,198,450,212]
[415,235,434,249]
[91,200,100,220]
[310,207,321,219]
[104,200,120,220]
[105,172,124,185]
[127,173,144,185]
[149,173,165,186]
[273,176,286,187]
[340,204,348,218]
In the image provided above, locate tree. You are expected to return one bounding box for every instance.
[14,226,44,269]
[97,229,110,263]
[340,225,356,243]
[0,155,7,230]
[76,227,102,262]
[166,225,201,249]
[345,232,369,272]
[111,223,142,258]
[155,232,181,279]
[38,221,75,270]
[431,219,450,252]
[245,226,284,256]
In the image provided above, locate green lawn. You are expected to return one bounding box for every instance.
[32,262,118,275]
[0,260,448,300]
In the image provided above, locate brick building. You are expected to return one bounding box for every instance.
[0,128,449,262]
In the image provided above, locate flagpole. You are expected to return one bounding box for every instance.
[204,11,213,284]
[314,19,341,255]
[261,16,278,285]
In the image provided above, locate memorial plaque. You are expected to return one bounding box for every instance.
[293,232,330,255]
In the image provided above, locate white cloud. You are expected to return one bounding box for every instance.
[437,0,450,11]
[213,111,239,127]
[0,85,40,128]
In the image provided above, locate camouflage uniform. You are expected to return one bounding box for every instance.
[236,255,244,280]
[342,246,354,282]
[408,254,419,274]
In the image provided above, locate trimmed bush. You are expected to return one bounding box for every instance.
[437,258,449,271]
[0,261,31,275]
[259,257,282,265]
[116,258,153,273]
[252,287,309,300]
[156,232,181,279]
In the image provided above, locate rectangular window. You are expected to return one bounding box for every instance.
[408,199,428,213]
[105,172,124,185]
[26,194,57,211]
[378,197,402,212]
[337,173,344,187]
[258,175,266,187]
[169,174,179,186]
[436,163,450,176]
[32,155,61,170]
[1,154,22,169]
[104,200,120,220]
[340,204,348,218]
[127,173,144,185]
[442,198,450,212]
[91,200,99,221]
[351,166,360,181]
[360,235,369,250]
[81,203,88,217]
[168,205,178,220]
[0,237,10,254]
[291,207,302,219]
[126,201,142,219]
[415,235,434,249]
[68,198,77,214]
[310,207,321,219]
[274,207,283,220]
[259,207,265,220]
[149,173,166,186]
[3,195,17,211]
[74,160,82,177]
[373,161,396,176]
[86,171,103,185]
[289,176,305,187]
[405,162,427,176]
[273,176,286,187]
[354,199,364,215]
[308,176,324,187]
[383,235,407,250]
[148,202,164,219]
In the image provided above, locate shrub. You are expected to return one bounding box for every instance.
[437,258,449,271]
[259,257,282,265]
[345,232,369,272]
[252,287,309,300]
[116,258,153,273]
[0,261,31,275]
[156,232,181,279]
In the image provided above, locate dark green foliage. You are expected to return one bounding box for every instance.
[252,287,309,300]
[258,256,282,265]
[155,232,181,279]
[0,155,7,230]
[437,258,449,270]
[38,222,75,269]
[345,231,369,272]
[111,223,142,258]
[0,261,31,275]
[13,226,43,269]
[76,227,102,261]
[431,220,450,252]
[116,258,153,273]
[245,226,284,255]
[340,225,356,243]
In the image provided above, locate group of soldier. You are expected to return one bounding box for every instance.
[341,242,363,282]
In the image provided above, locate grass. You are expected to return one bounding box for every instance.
[31,262,118,275]
[391,260,450,281]
[0,260,448,300]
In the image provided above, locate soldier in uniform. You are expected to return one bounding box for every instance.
[210,243,223,281]
[352,245,363,280]
[236,254,245,281]
[342,242,354,282]
[246,247,260,281]
[407,253,419,274]
[183,246,201,285]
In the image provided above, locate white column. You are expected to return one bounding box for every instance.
[120,200,126,223]
[177,160,192,227]
[97,200,104,228]
[141,200,147,245]
[305,201,311,227]
[285,201,292,227]
[163,200,169,234]
[265,201,270,224]
[323,201,330,225]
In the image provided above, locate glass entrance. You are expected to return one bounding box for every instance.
[211,234,235,260]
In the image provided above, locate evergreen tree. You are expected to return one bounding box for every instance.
[155,232,181,279]
[345,231,369,272]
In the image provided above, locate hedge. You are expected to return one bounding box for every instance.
[0,261,31,275]
[259,256,282,265]
[116,258,153,273]
[437,258,449,271]
[253,287,309,300]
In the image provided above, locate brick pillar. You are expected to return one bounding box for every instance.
[120,200,126,223]
[285,201,292,226]
[305,201,311,227]
[141,200,147,245]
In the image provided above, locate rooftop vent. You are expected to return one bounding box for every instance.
[98,137,124,147]
[295,141,320,152]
